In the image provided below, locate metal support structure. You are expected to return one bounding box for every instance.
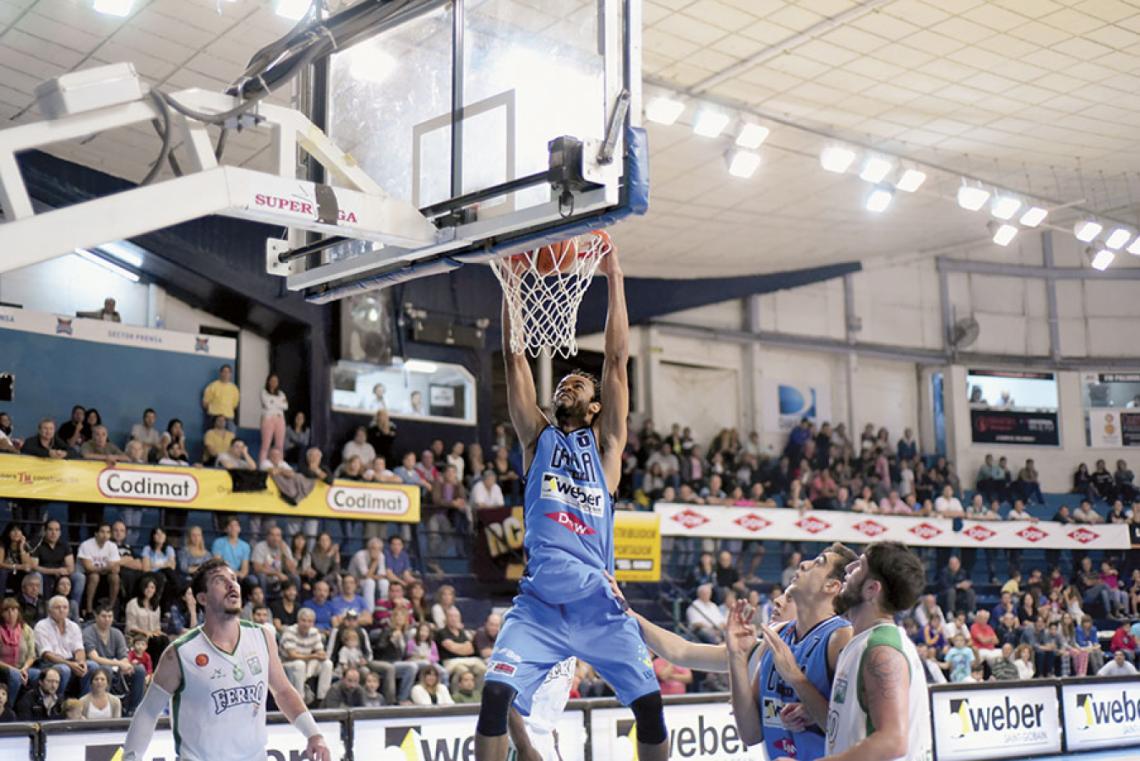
[1042,231,1062,362]
[843,274,857,436]
[537,348,553,411]
[937,256,954,358]
[450,0,465,201]
[937,257,1140,280]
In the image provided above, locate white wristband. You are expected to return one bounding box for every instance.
[294,710,321,740]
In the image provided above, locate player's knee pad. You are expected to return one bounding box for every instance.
[630,691,667,745]
[476,680,516,737]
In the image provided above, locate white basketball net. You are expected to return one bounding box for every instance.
[489,231,611,358]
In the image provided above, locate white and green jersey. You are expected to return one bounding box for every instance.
[170,621,272,761]
[825,622,932,761]
[508,657,576,761]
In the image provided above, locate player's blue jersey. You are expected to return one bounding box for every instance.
[518,425,613,605]
[758,615,850,761]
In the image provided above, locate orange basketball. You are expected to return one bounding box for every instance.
[533,239,577,276]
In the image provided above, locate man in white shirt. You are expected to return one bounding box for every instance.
[1073,500,1104,524]
[685,583,725,644]
[348,537,388,613]
[470,470,505,509]
[365,456,402,483]
[34,595,91,695]
[341,427,377,466]
[1098,650,1138,676]
[1007,499,1037,522]
[77,523,121,617]
[933,485,964,518]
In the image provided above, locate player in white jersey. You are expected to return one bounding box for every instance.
[775,541,931,761]
[118,557,331,761]
[507,656,577,761]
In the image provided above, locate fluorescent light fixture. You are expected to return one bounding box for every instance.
[75,249,140,282]
[990,195,1021,220]
[350,47,397,84]
[865,186,893,213]
[991,223,1018,247]
[728,150,761,179]
[1019,206,1048,228]
[896,168,926,193]
[93,0,133,16]
[957,183,990,211]
[1074,219,1103,242]
[1126,237,1140,255]
[820,145,856,174]
[1104,227,1132,250]
[644,96,685,125]
[735,124,769,149]
[100,242,143,268]
[859,156,893,184]
[404,359,439,374]
[275,0,311,21]
[1090,247,1115,271]
[692,110,730,138]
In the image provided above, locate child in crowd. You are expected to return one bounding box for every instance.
[63,699,83,721]
[452,671,481,704]
[406,622,440,666]
[962,662,986,683]
[129,633,153,685]
[335,628,367,678]
[361,670,385,708]
[946,634,976,683]
[0,685,12,722]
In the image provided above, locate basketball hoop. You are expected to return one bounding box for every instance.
[489,230,612,358]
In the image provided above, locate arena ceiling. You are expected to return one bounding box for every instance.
[2,0,1140,279]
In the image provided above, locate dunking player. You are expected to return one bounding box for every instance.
[476,244,668,761]
[776,541,931,761]
[728,543,856,761]
[117,558,330,761]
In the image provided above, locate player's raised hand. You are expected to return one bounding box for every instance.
[594,231,620,277]
[305,734,331,761]
[725,600,755,655]
[758,623,805,685]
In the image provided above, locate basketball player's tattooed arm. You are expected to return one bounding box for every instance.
[818,645,911,761]
[726,601,763,746]
[501,298,547,467]
[595,242,629,490]
[262,627,332,761]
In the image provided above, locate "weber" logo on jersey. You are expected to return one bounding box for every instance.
[540,472,605,516]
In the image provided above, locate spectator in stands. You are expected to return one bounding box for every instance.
[342,427,377,469]
[335,455,367,481]
[1109,621,1138,665]
[75,656,120,720]
[201,364,239,433]
[329,574,371,628]
[1073,499,1103,525]
[975,454,1001,503]
[126,575,168,666]
[474,612,500,661]
[282,411,310,466]
[685,583,725,644]
[302,580,336,632]
[83,602,143,714]
[933,485,964,518]
[250,523,297,600]
[22,418,68,459]
[436,608,485,684]
[364,456,401,485]
[158,440,191,467]
[127,408,161,460]
[0,524,31,597]
[970,610,1002,663]
[991,591,1016,621]
[895,427,917,463]
[77,523,120,618]
[257,373,289,465]
[16,575,44,626]
[938,556,975,616]
[1023,617,1062,677]
[77,297,122,323]
[304,532,338,588]
[1107,500,1131,524]
[714,550,746,600]
[34,595,90,696]
[297,447,332,485]
[1009,644,1034,679]
[912,593,945,628]
[15,665,61,720]
[202,415,234,465]
[57,406,86,451]
[371,607,416,705]
[210,517,252,586]
[809,467,839,509]
[1073,462,1095,502]
[1115,459,1137,503]
[140,527,177,609]
[385,535,417,587]
[281,607,332,706]
[851,485,876,513]
[915,643,947,684]
[1092,459,1115,502]
[470,470,504,509]
[1100,560,1127,619]
[111,520,144,596]
[1099,649,1138,676]
[158,419,187,463]
[921,612,947,657]
[945,634,975,683]
[429,585,458,629]
[0,598,35,712]
[270,580,300,632]
[416,450,441,487]
[410,665,452,706]
[995,611,1021,648]
[987,643,1018,681]
[349,538,388,614]
[216,439,256,471]
[1014,458,1044,505]
[1017,591,1037,624]
[1130,569,1140,617]
[1075,556,1113,618]
[0,413,19,454]
[78,409,101,443]
[943,610,971,645]
[177,525,210,583]
[490,448,520,502]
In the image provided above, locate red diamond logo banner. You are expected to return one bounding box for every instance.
[853,520,887,537]
[796,516,832,535]
[672,509,710,530]
[734,513,772,533]
[962,525,997,542]
[1068,527,1099,545]
[909,522,943,541]
[1016,526,1048,543]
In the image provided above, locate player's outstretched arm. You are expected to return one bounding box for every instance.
[814,645,911,761]
[263,626,330,761]
[725,601,763,747]
[501,298,547,459]
[595,239,629,489]
[634,611,728,672]
[119,643,180,760]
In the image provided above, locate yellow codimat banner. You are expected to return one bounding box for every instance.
[613,511,661,582]
[0,455,420,523]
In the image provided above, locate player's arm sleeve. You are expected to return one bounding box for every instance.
[121,645,180,761]
[262,625,322,737]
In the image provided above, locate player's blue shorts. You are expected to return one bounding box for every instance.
[484,584,659,715]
